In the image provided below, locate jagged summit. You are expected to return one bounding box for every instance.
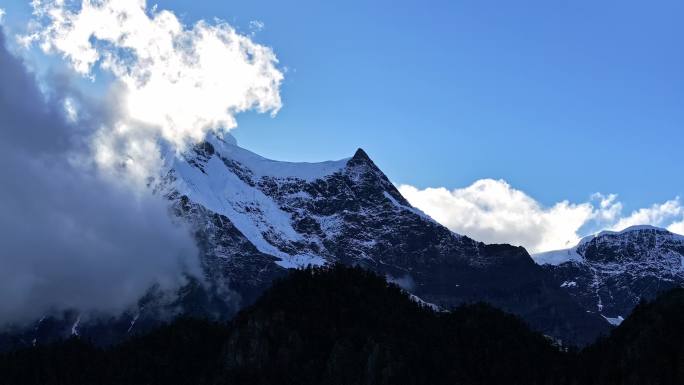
[349,147,372,163]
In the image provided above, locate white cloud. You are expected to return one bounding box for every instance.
[610,198,683,231]
[25,0,283,183]
[668,220,684,235]
[0,8,5,24]
[399,180,684,253]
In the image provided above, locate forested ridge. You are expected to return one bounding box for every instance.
[1,265,683,385]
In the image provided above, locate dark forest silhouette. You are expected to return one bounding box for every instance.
[1,265,683,385]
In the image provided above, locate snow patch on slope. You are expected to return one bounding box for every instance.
[533,248,583,266]
[602,315,624,326]
[409,294,442,312]
[172,151,326,268]
[71,315,81,336]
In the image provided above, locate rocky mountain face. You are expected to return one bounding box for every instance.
[535,226,684,325]
[153,135,609,345]
[1,135,610,348]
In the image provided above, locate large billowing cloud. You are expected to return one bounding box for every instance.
[399,180,684,253]
[0,0,283,327]
[0,28,200,326]
[23,0,283,183]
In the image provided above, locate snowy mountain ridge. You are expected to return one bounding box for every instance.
[152,135,611,345]
[537,226,684,324]
[534,225,684,266]
[2,134,611,349]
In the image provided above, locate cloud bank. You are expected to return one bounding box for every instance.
[399,180,684,253]
[0,28,200,326]
[24,0,283,182]
[0,0,284,327]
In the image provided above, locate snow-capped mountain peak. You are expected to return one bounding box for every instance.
[160,134,444,270]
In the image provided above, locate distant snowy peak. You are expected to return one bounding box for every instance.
[538,225,684,323]
[576,225,684,249]
[533,225,684,266]
[576,226,684,265]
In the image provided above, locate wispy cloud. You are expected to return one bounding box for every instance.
[399,180,684,253]
[249,20,265,35]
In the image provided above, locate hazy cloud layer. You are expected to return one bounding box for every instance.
[24,0,283,182]
[0,29,199,326]
[399,180,684,253]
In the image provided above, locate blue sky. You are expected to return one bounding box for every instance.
[4,0,682,209]
[180,0,683,211]
[1,0,683,249]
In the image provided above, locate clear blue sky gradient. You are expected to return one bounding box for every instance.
[2,0,683,211]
